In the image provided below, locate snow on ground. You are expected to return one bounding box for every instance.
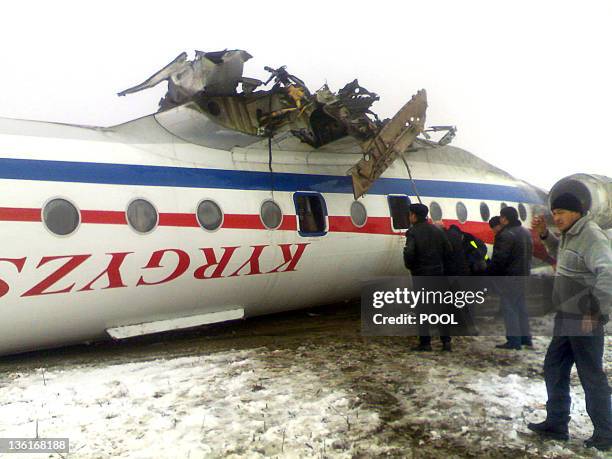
[0,332,610,458]
[0,350,378,458]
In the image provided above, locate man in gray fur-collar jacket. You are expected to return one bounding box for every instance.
[528,193,612,451]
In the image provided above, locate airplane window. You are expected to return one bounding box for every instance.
[456,201,468,223]
[518,203,527,221]
[387,196,411,229]
[429,201,443,221]
[43,198,80,236]
[294,192,327,236]
[500,202,508,211]
[480,202,490,222]
[127,199,158,234]
[350,201,367,228]
[260,200,282,229]
[197,200,223,231]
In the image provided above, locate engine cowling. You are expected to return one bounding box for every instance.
[548,173,612,229]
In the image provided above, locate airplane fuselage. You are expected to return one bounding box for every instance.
[0,109,548,355]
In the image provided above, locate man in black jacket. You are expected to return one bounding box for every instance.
[443,224,480,335]
[404,204,453,351]
[487,206,533,350]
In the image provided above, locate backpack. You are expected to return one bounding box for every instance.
[462,233,488,275]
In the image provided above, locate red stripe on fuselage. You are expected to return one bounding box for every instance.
[328,216,395,235]
[158,213,199,227]
[0,207,41,222]
[0,207,499,242]
[81,210,126,225]
[0,206,553,263]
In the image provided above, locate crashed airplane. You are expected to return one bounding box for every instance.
[0,49,609,355]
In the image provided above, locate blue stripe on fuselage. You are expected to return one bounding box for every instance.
[0,157,543,203]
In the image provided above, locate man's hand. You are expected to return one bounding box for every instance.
[581,314,598,334]
[532,215,548,237]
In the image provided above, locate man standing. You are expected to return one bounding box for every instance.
[443,224,480,335]
[487,206,533,349]
[404,203,453,351]
[529,193,612,451]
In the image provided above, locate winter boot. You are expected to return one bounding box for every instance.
[527,420,569,441]
[584,435,611,451]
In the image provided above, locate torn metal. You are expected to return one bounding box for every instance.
[119,49,450,198]
[348,90,427,199]
[118,50,254,109]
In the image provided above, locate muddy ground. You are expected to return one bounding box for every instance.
[0,302,610,458]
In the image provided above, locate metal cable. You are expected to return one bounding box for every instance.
[401,153,422,204]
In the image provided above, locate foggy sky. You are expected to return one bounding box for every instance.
[1,0,610,190]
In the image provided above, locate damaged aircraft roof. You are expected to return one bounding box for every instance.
[119,49,453,199]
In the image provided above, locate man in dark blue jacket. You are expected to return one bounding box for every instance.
[487,206,533,349]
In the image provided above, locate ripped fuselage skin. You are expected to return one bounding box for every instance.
[119,49,429,199]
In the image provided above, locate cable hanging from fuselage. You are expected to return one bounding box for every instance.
[267,95,275,198]
[401,153,422,204]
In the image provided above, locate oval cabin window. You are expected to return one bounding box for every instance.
[350,201,367,228]
[456,201,468,223]
[429,201,443,221]
[197,200,223,231]
[43,198,80,236]
[127,199,158,234]
[260,200,283,229]
[518,203,527,221]
[480,202,490,222]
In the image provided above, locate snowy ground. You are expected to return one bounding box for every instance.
[0,306,610,458]
[0,349,378,458]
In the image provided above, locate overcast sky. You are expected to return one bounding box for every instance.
[1,0,610,190]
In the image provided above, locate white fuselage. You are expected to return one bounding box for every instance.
[0,109,547,355]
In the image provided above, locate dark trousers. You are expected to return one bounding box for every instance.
[418,295,454,345]
[419,332,451,345]
[544,315,612,439]
[499,280,531,346]
[414,275,451,345]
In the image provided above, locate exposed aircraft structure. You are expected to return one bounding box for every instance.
[118,49,431,199]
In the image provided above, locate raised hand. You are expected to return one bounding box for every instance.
[531,215,548,237]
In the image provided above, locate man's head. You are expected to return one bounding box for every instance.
[409,203,428,224]
[488,216,502,235]
[499,206,519,227]
[551,193,583,232]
